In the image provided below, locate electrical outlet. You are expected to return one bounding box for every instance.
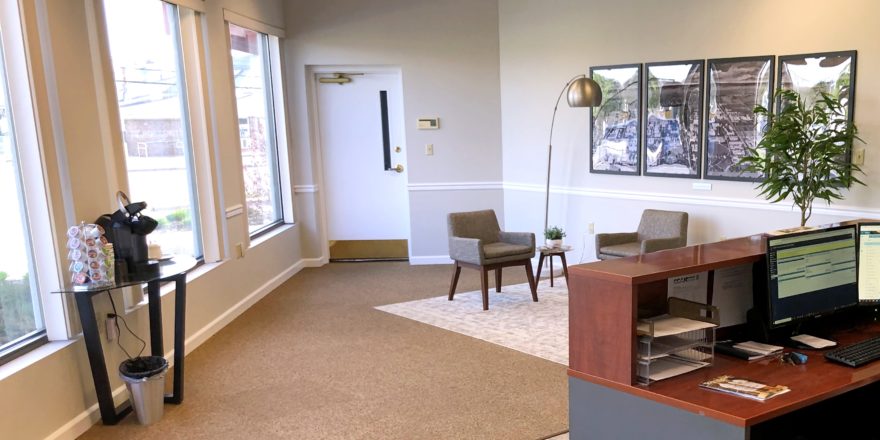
[853,146,865,165]
[425,144,434,156]
[105,315,118,342]
[588,223,595,234]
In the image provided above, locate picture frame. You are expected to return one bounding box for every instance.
[703,56,774,181]
[643,60,704,178]
[777,50,857,122]
[589,63,642,175]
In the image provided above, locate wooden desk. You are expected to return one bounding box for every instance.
[567,223,880,439]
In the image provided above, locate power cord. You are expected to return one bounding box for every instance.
[108,292,146,360]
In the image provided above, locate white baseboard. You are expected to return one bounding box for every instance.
[409,255,453,265]
[45,385,129,440]
[46,258,314,440]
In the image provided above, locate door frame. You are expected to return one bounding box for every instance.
[305,65,411,262]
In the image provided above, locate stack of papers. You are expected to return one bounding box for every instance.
[636,315,717,337]
[733,341,784,357]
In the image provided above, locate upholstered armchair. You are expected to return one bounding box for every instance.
[447,209,538,310]
[595,209,688,260]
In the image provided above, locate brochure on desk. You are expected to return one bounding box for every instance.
[700,375,790,401]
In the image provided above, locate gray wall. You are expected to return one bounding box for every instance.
[284,0,506,262]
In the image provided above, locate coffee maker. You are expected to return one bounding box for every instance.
[96,191,159,277]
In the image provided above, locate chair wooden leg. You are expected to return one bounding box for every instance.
[495,267,502,292]
[525,259,538,302]
[448,262,462,301]
[480,267,489,311]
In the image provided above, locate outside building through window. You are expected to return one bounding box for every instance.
[103,0,202,258]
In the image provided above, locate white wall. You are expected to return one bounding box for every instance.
[499,0,880,262]
[0,1,310,439]
[284,0,505,261]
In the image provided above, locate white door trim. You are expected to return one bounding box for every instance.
[305,65,410,261]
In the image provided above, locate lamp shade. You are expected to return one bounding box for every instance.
[567,77,602,107]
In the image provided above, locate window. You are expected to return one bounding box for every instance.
[0,32,45,359]
[103,0,203,258]
[229,23,284,234]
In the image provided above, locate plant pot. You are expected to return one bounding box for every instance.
[545,239,563,248]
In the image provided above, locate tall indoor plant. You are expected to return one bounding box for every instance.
[739,89,865,227]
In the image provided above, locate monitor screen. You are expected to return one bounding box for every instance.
[859,223,880,303]
[766,225,858,327]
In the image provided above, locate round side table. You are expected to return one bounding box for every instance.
[537,245,573,287]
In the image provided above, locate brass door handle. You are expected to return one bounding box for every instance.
[391,164,404,173]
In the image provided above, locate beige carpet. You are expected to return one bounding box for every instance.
[376,279,568,365]
[79,262,568,440]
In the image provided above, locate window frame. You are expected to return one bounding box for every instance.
[0,0,67,364]
[224,10,293,240]
[94,0,221,263]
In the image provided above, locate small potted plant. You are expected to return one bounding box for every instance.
[544,226,566,248]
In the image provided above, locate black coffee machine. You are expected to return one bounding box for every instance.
[96,191,159,276]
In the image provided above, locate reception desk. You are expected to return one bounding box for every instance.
[567,226,880,439]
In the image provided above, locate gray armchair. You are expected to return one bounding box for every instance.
[595,209,688,260]
[447,209,537,310]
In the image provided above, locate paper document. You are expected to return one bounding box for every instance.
[700,375,790,401]
[637,315,717,337]
[639,357,709,382]
[791,334,836,349]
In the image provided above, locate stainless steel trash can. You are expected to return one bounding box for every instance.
[119,356,168,425]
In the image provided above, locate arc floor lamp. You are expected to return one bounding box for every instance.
[543,74,603,234]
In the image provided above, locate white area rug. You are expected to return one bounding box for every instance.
[376,279,568,365]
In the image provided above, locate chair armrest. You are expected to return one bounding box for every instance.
[498,231,535,249]
[595,232,638,249]
[641,237,683,254]
[449,237,483,264]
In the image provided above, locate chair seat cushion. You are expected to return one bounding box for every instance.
[484,242,532,260]
[599,242,641,258]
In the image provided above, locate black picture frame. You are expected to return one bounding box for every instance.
[643,60,704,178]
[589,64,641,175]
[777,50,857,122]
[703,56,774,182]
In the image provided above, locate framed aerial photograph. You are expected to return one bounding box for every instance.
[589,63,641,175]
[704,56,774,181]
[778,51,856,122]
[643,60,704,178]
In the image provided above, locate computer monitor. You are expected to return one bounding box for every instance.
[859,222,880,303]
[766,225,859,328]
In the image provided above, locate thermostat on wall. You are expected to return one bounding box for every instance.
[417,117,440,130]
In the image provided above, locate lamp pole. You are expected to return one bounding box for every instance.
[544,74,588,234]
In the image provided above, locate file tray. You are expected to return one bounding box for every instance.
[637,297,719,385]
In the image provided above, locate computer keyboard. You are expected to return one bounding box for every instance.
[824,335,880,367]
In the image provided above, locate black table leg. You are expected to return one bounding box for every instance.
[167,273,186,404]
[147,280,163,357]
[549,255,555,287]
[75,292,132,425]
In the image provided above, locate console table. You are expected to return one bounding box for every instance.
[567,221,880,439]
[55,256,196,425]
